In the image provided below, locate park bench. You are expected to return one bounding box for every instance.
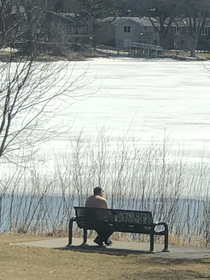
[67,206,169,253]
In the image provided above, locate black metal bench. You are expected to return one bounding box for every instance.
[67,206,169,253]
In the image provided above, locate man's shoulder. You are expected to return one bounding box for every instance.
[96,195,108,207]
[85,195,108,208]
[96,195,107,201]
[86,195,94,200]
[85,195,94,205]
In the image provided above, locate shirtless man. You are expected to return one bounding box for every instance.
[85,186,113,246]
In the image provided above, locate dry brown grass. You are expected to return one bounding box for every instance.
[1,234,210,280]
[164,49,210,60]
[1,47,210,61]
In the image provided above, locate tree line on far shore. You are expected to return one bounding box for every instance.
[1,0,210,58]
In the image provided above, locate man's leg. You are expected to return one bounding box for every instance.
[94,224,114,245]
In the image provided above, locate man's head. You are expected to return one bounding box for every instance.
[94,186,103,196]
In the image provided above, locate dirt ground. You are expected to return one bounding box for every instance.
[0,234,210,280]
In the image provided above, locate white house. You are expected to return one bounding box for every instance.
[111,17,160,48]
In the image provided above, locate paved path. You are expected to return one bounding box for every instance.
[16,237,210,260]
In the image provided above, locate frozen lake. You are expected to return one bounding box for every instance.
[43,57,210,163]
[2,57,210,233]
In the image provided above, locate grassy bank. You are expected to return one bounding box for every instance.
[0,234,210,280]
[1,46,210,61]
[164,49,210,60]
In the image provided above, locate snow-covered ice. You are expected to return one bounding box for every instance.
[41,58,210,163]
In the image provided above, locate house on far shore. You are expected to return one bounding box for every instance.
[171,19,210,52]
[47,12,89,43]
[110,17,160,49]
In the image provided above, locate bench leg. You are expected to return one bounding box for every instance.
[81,228,88,246]
[162,231,170,252]
[149,233,155,253]
[66,217,75,248]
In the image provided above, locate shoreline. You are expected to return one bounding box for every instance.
[1,48,210,62]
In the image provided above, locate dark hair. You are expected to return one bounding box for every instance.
[94,186,102,195]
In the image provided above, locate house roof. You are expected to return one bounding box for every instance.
[171,17,210,27]
[111,17,160,27]
[50,11,84,24]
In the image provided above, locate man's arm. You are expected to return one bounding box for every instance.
[85,197,90,207]
[103,199,108,209]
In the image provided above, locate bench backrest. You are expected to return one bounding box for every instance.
[74,207,153,229]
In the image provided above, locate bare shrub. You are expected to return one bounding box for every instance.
[1,129,210,247]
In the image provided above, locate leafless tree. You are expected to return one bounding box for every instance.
[0,0,51,53]
[131,0,177,48]
[0,57,93,163]
[77,0,113,49]
[0,1,93,163]
[175,0,210,57]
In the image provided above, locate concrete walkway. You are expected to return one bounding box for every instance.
[16,237,210,260]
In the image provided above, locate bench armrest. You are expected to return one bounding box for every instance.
[153,221,168,234]
[154,221,168,226]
